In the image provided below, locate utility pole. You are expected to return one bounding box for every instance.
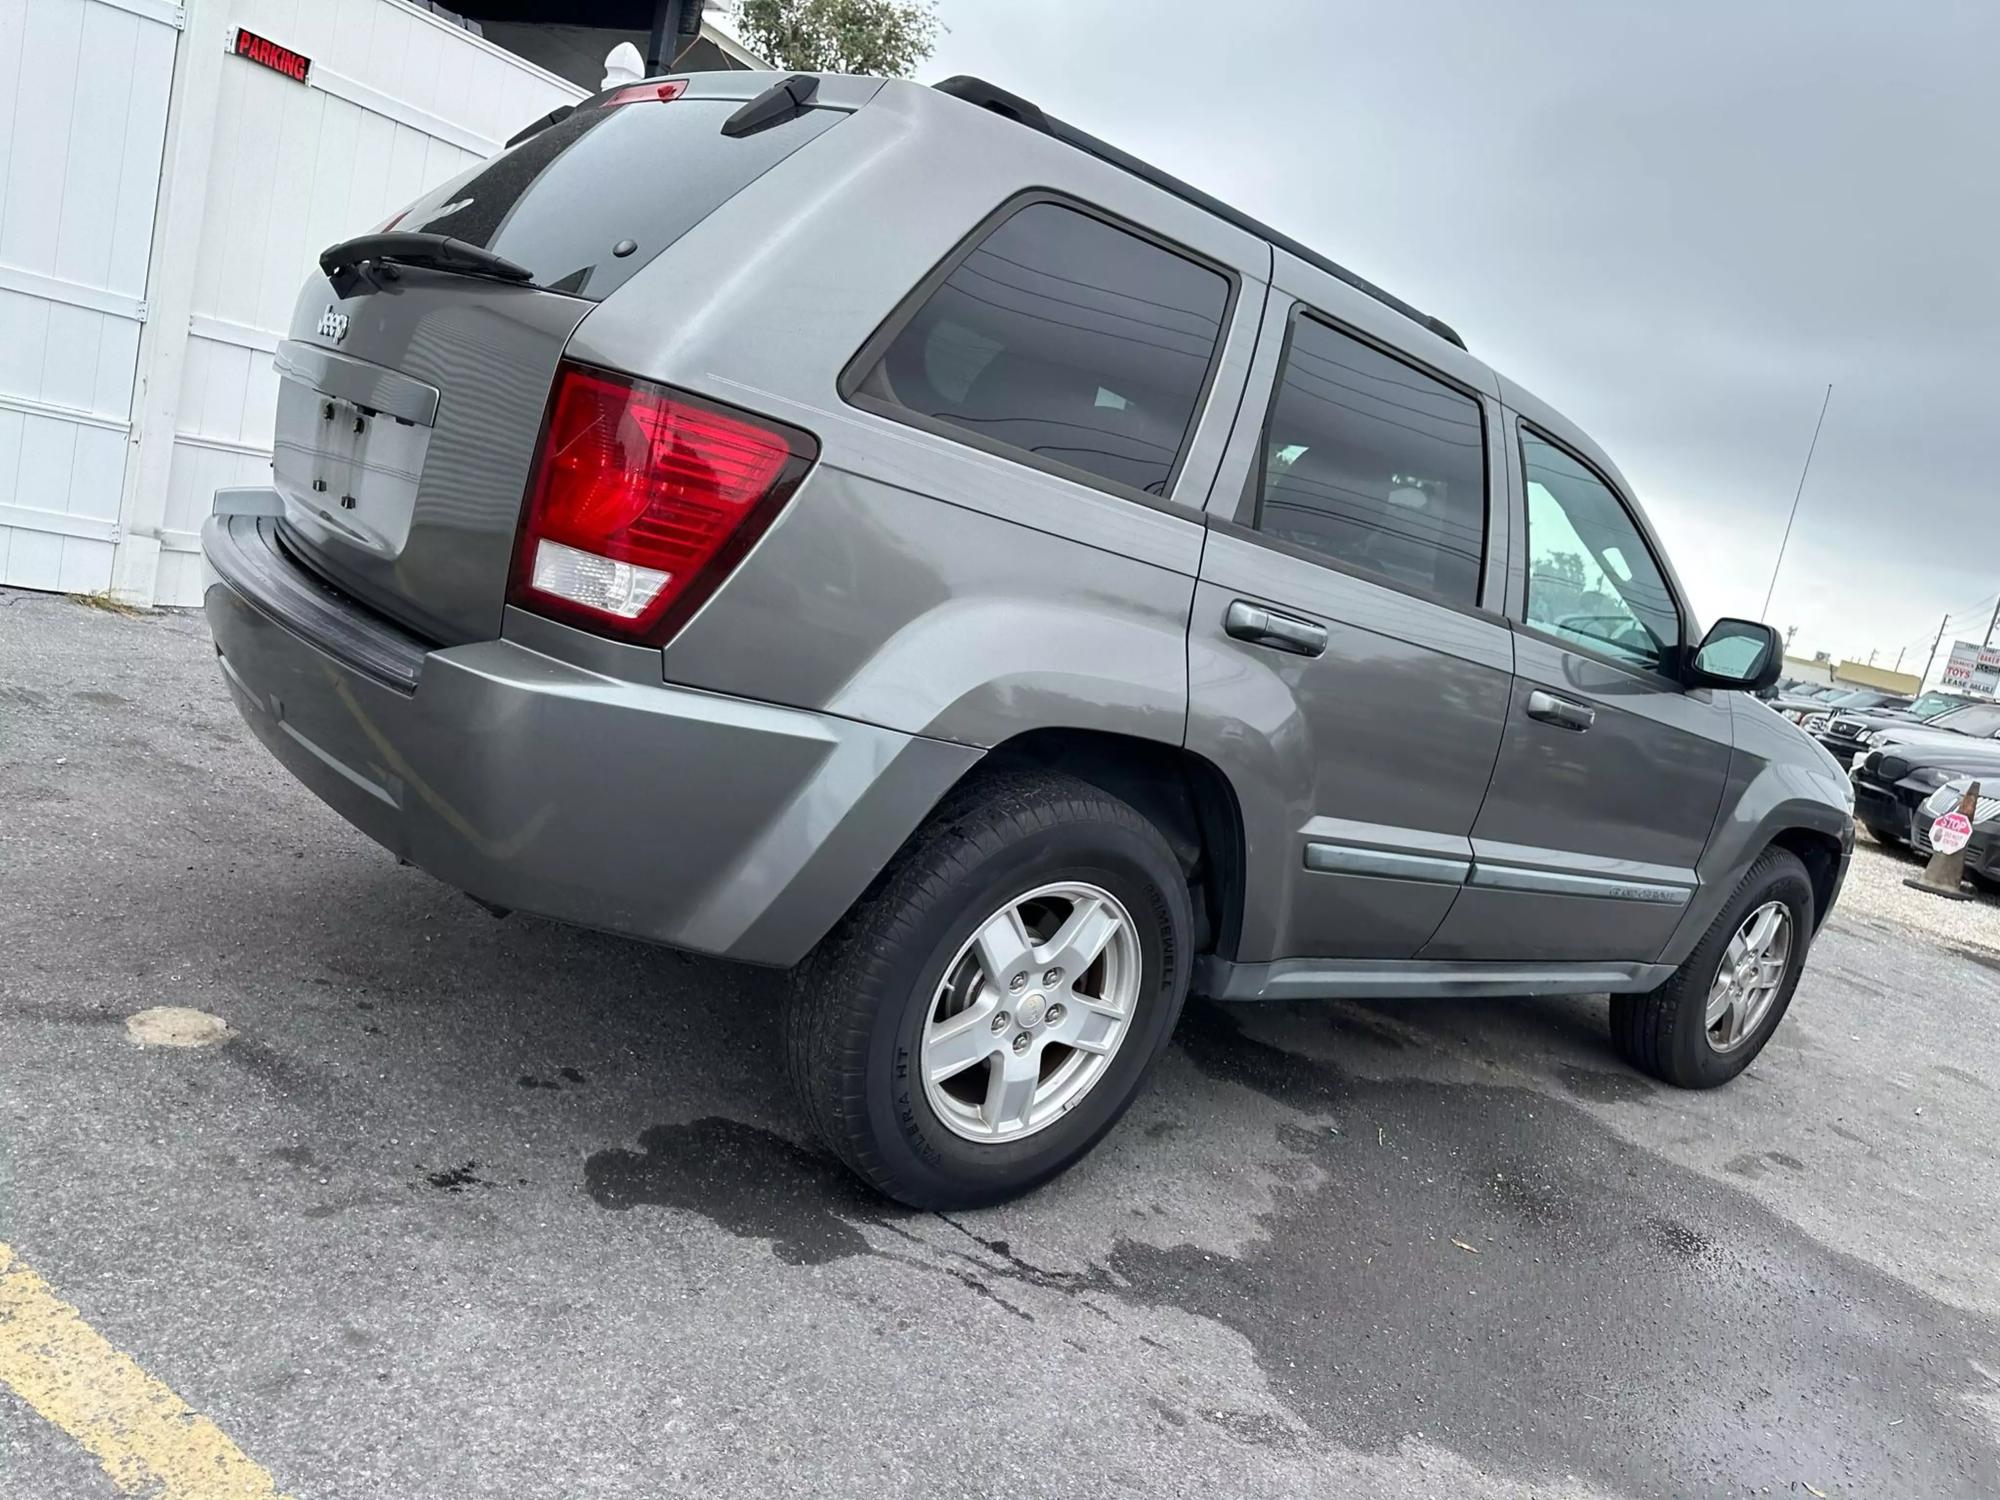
[1760,383,1834,621]
[1895,646,1907,672]
[1921,612,1951,690]
[1985,596,2000,650]
[1868,649,1878,666]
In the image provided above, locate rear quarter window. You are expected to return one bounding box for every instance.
[846,200,1233,500]
[389,98,842,301]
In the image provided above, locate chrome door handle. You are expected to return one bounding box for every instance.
[1224,600,1327,658]
[1526,689,1595,732]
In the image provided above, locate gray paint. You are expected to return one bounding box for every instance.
[272,271,592,646]
[273,341,439,427]
[205,564,978,967]
[204,73,1851,1008]
[655,466,1201,750]
[1423,633,1732,960]
[1657,692,1855,965]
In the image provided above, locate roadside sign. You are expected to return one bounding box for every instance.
[1930,810,1973,854]
[1940,640,2000,695]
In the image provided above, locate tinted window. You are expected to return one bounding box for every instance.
[1523,431,1680,672]
[1253,315,1486,605]
[390,99,839,301]
[855,202,1230,496]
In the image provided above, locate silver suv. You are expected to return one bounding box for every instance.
[202,71,1854,1207]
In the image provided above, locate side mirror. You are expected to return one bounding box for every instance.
[1687,618,1782,692]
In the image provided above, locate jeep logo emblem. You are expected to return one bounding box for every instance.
[316,305,349,343]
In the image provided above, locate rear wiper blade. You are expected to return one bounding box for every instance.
[319,232,535,289]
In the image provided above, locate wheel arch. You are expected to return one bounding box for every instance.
[1767,825,1846,932]
[972,727,1249,961]
[1662,800,1852,967]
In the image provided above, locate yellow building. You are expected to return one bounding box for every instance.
[1831,661,1922,695]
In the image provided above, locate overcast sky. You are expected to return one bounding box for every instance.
[920,0,2000,678]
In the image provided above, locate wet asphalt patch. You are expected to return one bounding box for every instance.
[579,1002,2000,1497]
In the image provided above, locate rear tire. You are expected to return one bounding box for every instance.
[785,769,1192,1209]
[1610,846,1814,1088]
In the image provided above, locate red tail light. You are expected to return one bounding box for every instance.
[601,80,688,108]
[508,364,816,645]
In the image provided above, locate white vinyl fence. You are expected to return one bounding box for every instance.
[0,0,584,604]
[0,0,178,594]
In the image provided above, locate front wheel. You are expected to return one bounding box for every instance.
[1610,847,1814,1088]
[785,769,1192,1208]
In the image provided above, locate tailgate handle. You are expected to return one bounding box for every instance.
[1526,689,1596,732]
[1225,600,1327,658]
[274,342,439,428]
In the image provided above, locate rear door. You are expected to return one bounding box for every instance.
[1420,406,1732,962]
[1186,255,1514,963]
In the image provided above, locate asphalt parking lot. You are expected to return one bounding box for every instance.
[3,590,1997,1498]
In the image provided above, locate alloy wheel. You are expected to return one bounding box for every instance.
[919,881,1142,1143]
[1705,899,1792,1053]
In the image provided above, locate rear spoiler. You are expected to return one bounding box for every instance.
[504,73,829,150]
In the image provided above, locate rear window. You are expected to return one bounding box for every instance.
[848,200,1233,499]
[388,98,841,301]
[1255,313,1486,606]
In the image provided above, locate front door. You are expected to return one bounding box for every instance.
[1420,416,1732,962]
[1186,293,1514,963]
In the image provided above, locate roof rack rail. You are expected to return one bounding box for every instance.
[931,76,1468,353]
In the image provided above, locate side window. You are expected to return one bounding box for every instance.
[1253,314,1486,606]
[1521,430,1681,673]
[851,201,1231,497]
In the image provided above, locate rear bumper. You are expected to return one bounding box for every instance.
[203,511,980,965]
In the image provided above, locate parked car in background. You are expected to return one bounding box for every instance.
[1775,687,1908,725]
[198,70,1854,1207]
[1766,684,1847,717]
[1767,683,1841,714]
[1811,690,1982,765]
[1852,732,2000,851]
[1858,701,2000,756]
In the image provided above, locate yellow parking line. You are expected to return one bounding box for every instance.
[0,1243,293,1498]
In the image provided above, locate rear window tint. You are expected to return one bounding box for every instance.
[390,99,840,301]
[1254,314,1486,605]
[851,201,1231,498]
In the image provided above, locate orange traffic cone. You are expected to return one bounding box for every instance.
[1905,780,1981,901]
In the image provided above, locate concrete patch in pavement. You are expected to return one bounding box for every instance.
[125,1006,232,1048]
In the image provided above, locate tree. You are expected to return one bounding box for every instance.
[731,0,940,78]
[1541,550,1588,589]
